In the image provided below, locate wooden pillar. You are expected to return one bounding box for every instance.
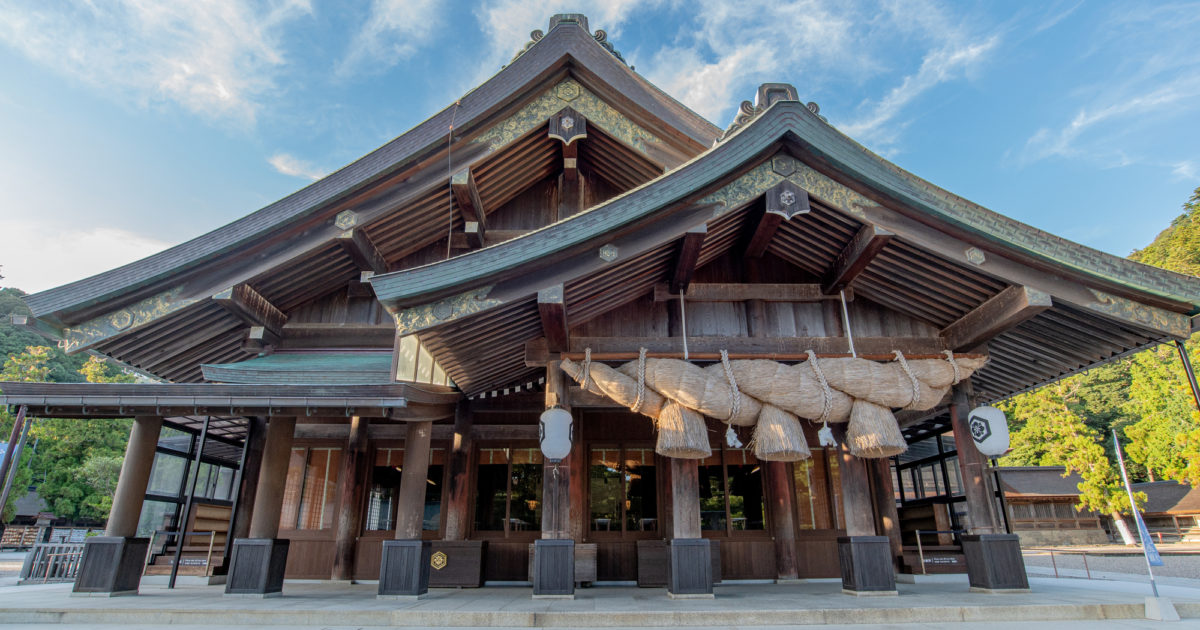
[670,457,701,539]
[542,361,571,540]
[836,428,876,537]
[868,457,903,568]
[229,416,266,542]
[332,416,369,580]
[950,382,998,534]
[667,455,711,597]
[442,402,474,541]
[395,420,433,539]
[248,416,296,539]
[765,463,799,580]
[106,416,163,537]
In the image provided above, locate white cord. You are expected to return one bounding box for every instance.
[944,350,962,385]
[580,347,593,392]
[893,349,921,410]
[631,347,647,413]
[839,289,856,358]
[679,292,689,360]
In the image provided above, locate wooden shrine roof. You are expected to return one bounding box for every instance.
[22,17,719,326]
[200,352,393,385]
[371,98,1200,400]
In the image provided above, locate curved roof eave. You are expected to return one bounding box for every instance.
[371,99,1200,314]
[24,21,720,324]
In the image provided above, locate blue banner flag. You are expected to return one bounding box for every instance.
[1134,511,1165,567]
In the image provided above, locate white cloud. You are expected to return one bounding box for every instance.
[338,0,441,77]
[0,220,170,294]
[1174,160,1199,181]
[0,0,313,125]
[840,36,999,148]
[268,153,326,181]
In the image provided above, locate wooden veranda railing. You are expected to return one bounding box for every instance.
[18,542,85,584]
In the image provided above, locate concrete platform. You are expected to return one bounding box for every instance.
[1,577,1199,627]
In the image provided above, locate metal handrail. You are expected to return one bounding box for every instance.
[914,528,965,575]
[1023,547,1092,580]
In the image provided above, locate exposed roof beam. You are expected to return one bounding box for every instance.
[524,335,954,366]
[823,224,894,294]
[277,322,396,349]
[212,284,287,343]
[745,180,810,258]
[653,283,851,303]
[548,107,587,146]
[336,229,389,274]
[670,225,707,294]
[940,285,1053,351]
[537,284,570,353]
[9,313,63,341]
[464,221,485,250]
[451,167,486,227]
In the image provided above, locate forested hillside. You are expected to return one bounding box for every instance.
[1001,187,1200,531]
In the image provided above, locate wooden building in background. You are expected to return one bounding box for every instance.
[5,13,1200,598]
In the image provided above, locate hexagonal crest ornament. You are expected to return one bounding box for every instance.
[969,413,992,444]
[599,244,619,262]
[771,155,797,177]
[965,247,986,266]
[432,301,455,321]
[335,210,359,230]
[430,551,448,570]
[555,81,581,102]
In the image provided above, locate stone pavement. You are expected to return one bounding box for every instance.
[1,575,1199,627]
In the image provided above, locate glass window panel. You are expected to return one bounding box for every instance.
[625,448,657,533]
[395,335,419,381]
[474,448,509,531]
[509,451,543,532]
[146,451,187,496]
[281,448,307,528]
[921,463,941,497]
[136,499,179,538]
[944,457,963,496]
[416,344,434,383]
[366,453,402,531]
[590,447,621,532]
[214,466,236,501]
[296,447,341,530]
[698,451,726,531]
[793,458,821,529]
[726,449,765,530]
[941,433,956,453]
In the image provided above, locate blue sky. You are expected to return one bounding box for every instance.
[0,0,1197,293]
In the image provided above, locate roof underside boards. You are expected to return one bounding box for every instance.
[24,20,719,326]
[201,351,394,385]
[377,101,1200,399]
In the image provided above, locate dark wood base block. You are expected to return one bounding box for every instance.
[667,538,713,597]
[532,539,574,597]
[225,538,290,596]
[72,536,149,596]
[378,539,432,598]
[838,536,896,595]
[429,540,486,587]
[961,534,1029,591]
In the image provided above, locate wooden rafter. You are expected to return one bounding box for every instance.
[670,225,707,294]
[537,284,570,353]
[336,229,389,274]
[451,167,486,227]
[823,224,893,294]
[212,284,287,344]
[940,285,1053,351]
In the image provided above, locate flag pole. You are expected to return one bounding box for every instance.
[1113,429,1160,597]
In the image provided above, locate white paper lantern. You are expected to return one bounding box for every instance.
[539,406,574,461]
[967,406,1009,457]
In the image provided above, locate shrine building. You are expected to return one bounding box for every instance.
[5,14,1200,599]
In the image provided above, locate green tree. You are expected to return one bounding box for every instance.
[1001,381,1143,544]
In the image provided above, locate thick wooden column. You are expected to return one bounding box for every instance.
[332,416,369,580]
[867,457,903,568]
[248,416,296,539]
[542,361,571,540]
[835,426,896,594]
[765,461,799,580]
[670,458,701,539]
[950,382,998,534]
[837,435,876,537]
[395,420,433,539]
[227,416,295,596]
[667,456,711,597]
[74,415,163,595]
[442,402,474,541]
[228,416,266,543]
[106,415,163,537]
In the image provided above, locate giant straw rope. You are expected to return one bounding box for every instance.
[560,351,986,461]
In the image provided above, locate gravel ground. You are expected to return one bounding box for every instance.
[0,552,26,578]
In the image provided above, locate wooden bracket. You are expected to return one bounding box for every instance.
[940,285,1053,351]
[213,284,287,342]
[538,284,570,353]
[451,167,486,227]
[823,224,894,294]
[670,225,707,294]
[336,229,389,274]
[548,107,587,146]
[746,180,810,258]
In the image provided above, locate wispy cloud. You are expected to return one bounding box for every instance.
[0,0,312,125]
[0,220,169,293]
[268,153,326,181]
[1174,160,1199,181]
[338,0,441,77]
